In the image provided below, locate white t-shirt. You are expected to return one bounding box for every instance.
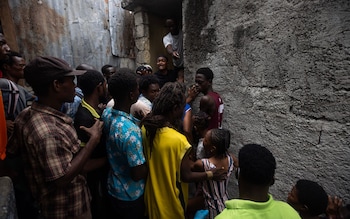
[163,30,184,67]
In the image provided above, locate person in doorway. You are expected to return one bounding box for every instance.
[154,55,181,88]
[7,56,104,219]
[216,143,301,219]
[163,18,184,83]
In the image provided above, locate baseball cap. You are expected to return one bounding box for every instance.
[24,56,86,86]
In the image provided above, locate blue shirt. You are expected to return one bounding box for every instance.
[61,87,83,120]
[102,107,145,201]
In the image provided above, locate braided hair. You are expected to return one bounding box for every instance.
[210,128,231,158]
[141,82,186,153]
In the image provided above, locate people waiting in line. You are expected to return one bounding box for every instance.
[7,56,104,219]
[216,143,301,219]
[141,82,226,219]
[102,68,147,219]
[61,63,95,120]
[73,69,113,218]
[130,74,160,120]
[101,64,116,83]
[0,51,37,219]
[187,67,224,130]
[191,128,236,219]
[287,179,329,219]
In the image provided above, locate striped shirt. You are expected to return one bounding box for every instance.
[7,101,91,219]
[200,154,235,219]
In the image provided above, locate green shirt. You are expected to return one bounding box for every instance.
[215,194,301,219]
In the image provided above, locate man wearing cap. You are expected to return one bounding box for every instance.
[7,56,104,219]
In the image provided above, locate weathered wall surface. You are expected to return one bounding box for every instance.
[7,0,135,71]
[184,0,350,202]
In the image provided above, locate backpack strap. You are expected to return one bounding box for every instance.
[0,79,19,117]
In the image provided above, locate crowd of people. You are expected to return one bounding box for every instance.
[0,18,349,219]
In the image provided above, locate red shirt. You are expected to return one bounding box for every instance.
[207,91,224,129]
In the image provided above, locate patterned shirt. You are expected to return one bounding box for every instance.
[102,107,145,201]
[7,101,91,219]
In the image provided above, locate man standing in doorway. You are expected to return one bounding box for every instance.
[163,18,184,83]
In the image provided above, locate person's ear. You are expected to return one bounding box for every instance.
[3,63,10,71]
[52,79,61,92]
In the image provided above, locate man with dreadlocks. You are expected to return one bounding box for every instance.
[141,82,226,219]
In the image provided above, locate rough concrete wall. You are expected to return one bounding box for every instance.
[184,0,350,202]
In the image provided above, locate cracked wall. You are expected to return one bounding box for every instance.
[183,0,350,202]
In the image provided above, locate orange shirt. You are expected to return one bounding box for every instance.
[0,90,7,160]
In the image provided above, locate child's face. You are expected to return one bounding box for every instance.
[203,130,214,156]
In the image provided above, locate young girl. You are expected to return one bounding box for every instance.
[192,128,236,219]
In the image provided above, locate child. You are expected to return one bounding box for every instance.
[192,128,236,219]
[191,111,211,160]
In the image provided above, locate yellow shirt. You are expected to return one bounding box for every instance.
[142,126,191,219]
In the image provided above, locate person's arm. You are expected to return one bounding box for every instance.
[191,159,204,172]
[82,157,107,173]
[130,163,148,181]
[181,148,226,183]
[54,119,103,187]
[183,108,193,144]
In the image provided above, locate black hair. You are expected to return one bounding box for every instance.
[0,51,23,72]
[79,70,105,96]
[210,129,231,158]
[196,67,214,81]
[139,74,159,92]
[108,68,138,102]
[141,82,185,153]
[157,55,168,62]
[238,144,276,186]
[101,64,113,74]
[295,179,328,216]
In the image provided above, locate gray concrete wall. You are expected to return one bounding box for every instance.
[183,0,350,202]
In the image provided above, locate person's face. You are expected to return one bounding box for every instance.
[203,130,215,157]
[58,76,76,103]
[104,67,116,81]
[157,57,168,70]
[195,74,211,93]
[98,80,108,104]
[0,34,10,59]
[287,186,303,212]
[165,19,179,35]
[143,83,160,103]
[7,56,25,79]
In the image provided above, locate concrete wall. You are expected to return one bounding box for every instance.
[183,0,350,202]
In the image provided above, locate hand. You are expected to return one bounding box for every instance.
[80,119,104,144]
[186,84,199,103]
[133,110,145,121]
[211,166,227,181]
[172,51,180,59]
[327,195,343,219]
